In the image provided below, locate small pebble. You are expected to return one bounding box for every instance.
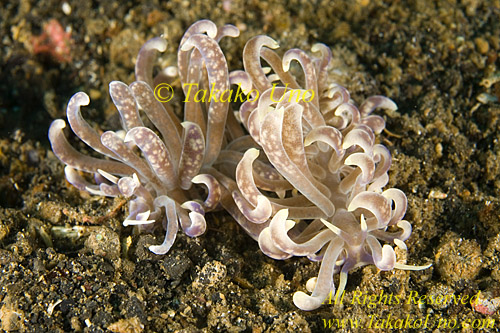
[471,291,500,315]
[475,37,489,54]
[62,2,71,15]
[435,233,483,284]
[192,260,227,289]
[84,227,120,260]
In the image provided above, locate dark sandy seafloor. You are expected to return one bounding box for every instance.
[1,0,500,332]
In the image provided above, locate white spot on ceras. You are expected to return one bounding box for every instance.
[273,150,283,158]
